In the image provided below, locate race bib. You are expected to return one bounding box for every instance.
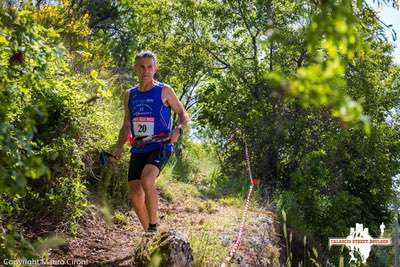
[133,116,154,137]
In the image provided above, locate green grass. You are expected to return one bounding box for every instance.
[157,160,202,207]
[113,211,128,224]
[219,196,243,207]
[198,200,218,214]
[188,223,227,267]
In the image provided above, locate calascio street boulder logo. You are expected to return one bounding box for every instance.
[329,223,391,263]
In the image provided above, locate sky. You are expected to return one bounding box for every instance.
[367,0,400,65]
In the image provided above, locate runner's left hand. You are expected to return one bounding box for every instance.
[169,128,181,144]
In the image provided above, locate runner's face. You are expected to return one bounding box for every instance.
[135,57,157,82]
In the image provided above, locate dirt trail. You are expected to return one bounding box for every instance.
[49,194,282,266]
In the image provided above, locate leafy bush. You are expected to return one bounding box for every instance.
[0,3,114,259]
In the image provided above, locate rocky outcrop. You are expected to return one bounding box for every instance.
[119,230,193,267]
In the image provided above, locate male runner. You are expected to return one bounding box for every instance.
[112,51,189,233]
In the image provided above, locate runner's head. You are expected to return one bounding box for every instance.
[134,50,158,82]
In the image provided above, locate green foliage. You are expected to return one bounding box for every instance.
[1,0,399,264]
[0,2,115,260]
[0,224,65,260]
[170,137,216,183]
[156,172,175,202]
[93,151,130,210]
[113,211,128,225]
[189,224,226,267]
[219,196,243,207]
[194,0,400,262]
[198,200,218,214]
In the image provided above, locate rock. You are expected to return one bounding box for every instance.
[132,230,193,267]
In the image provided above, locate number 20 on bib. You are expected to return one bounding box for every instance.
[133,116,155,137]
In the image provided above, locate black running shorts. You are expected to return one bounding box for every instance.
[128,146,172,181]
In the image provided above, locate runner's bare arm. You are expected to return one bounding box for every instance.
[112,91,130,158]
[163,85,190,128]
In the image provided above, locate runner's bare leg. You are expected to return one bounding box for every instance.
[141,164,159,225]
[128,180,149,230]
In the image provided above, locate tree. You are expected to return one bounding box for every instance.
[195,0,400,262]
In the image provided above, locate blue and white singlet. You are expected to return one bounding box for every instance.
[128,82,173,154]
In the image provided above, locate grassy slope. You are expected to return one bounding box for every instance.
[48,142,281,266]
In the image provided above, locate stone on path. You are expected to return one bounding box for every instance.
[121,230,193,267]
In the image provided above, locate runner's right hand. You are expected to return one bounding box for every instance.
[111,146,123,160]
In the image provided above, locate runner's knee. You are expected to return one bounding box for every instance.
[129,183,144,200]
[141,177,156,192]
[130,189,144,203]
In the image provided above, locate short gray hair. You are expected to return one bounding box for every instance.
[135,50,157,64]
